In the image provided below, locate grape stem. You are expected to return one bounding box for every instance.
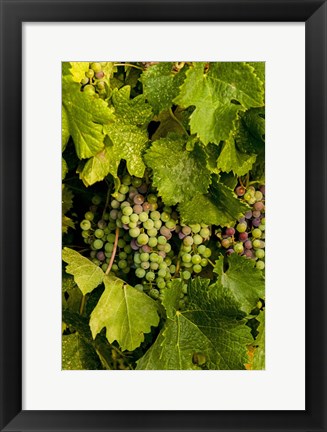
[105,227,120,275]
[79,295,86,315]
[101,185,112,219]
[114,63,144,70]
[208,259,215,267]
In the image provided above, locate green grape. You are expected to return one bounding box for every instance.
[150,211,160,220]
[193,264,202,273]
[130,213,139,223]
[80,219,91,230]
[164,243,171,253]
[252,228,262,238]
[150,252,159,262]
[91,62,102,72]
[255,249,265,259]
[201,258,208,267]
[182,284,188,294]
[165,257,172,266]
[116,192,126,202]
[122,206,133,216]
[234,242,244,254]
[111,263,119,272]
[182,270,191,280]
[183,262,193,269]
[157,236,167,245]
[111,200,120,209]
[183,236,194,246]
[146,271,156,282]
[160,212,170,222]
[128,221,137,229]
[93,239,103,250]
[141,261,150,270]
[147,228,158,237]
[147,194,157,204]
[165,219,176,230]
[255,191,263,201]
[190,223,201,233]
[150,262,159,270]
[134,284,144,292]
[92,258,100,266]
[119,184,129,195]
[236,222,247,233]
[143,219,154,230]
[117,238,126,248]
[200,227,210,238]
[157,279,166,290]
[153,219,162,229]
[134,253,141,264]
[139,212,148,222]
[124,245,132,254]
[149,288,159,299]
[182,253,192,263]
[203,247,212,258]
[182,245,192,253]
[191,254,201,265]
[105,242,114,252]
[121,215,130,225]
[140,252,150,262]
[135,267,146,278]
[244,192,252,202]
[83,84,95,95]
[137,233,149,245]
[84,211,95,221]
[197,244,206,255]
[158,268,167,278]
[256,260,265,270]
[94,228,104,239]
[129,227,141,238]
[119,251,127,260]
[81,230,90,239]
[81,77,89,85]
[97,81,106,91]
[132,177,143,187]
[101,263,108,272]
[107,233,116,243]
[169,264,176,274]
[193,234,203,245]
[118,260,127,269]
[148,237,158,247]
[122,174,131,185]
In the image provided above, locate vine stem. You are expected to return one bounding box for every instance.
[102,186,112,219]
[79,295,86,315]
[208,259,215,268]
[114,63,144,71]
[105,227,120,276]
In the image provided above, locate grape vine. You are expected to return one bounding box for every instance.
[62,61,265,370]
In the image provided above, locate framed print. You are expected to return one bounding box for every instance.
[0,0,326,431]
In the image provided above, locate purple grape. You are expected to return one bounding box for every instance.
[244,249,254,259]
[259,185,265,195]
[252,218,261,227]
[96,251,105,261]
[158,251,166,258]
[226,227,235,236]
[133,204,143,214]
[131,239,139,250]
[252,210,261,218]
[133,194,144,205]
[160,226,172,238]
[97,219,107,229]
[179,232,186,239]
[254,201,265,212]
[138,183,148,194]
[226,248,235,255]
[123,224,129,230]
[235,186,246,196]
[239,232,248,241]
[143,202,151,212]
[244,240,252,250]
[238,217,246,223]
[141,245,151,253]
[95,71,104,79]
[245,210,253,219]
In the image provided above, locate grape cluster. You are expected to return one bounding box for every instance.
[217,184,265,270]
[80,62,108,99]
[176,224,212,281]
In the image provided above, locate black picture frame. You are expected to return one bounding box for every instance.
[0,1,326,431]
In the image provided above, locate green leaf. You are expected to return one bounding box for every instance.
[62,247,104,296]
[140,62,186,114]
[174,62,264,145]
[137,278,253,370]
[79,145,111,187]
[62,185,75,233]
[90,275,160,351]
[62,158,68,180]
[62,333,102,370]
[217,136,256,176]
[62,108,70,152]
[104,86,153,178]
[62,75,114,159]
[213,254,265,313]
[69,62,90,83]
[247,62,265,86]
[252,311,265,370]
[62,215,75,234]
[151,109,186,141]
[235,108,265,156]
[144,135,211,206]
[178,177,249,226]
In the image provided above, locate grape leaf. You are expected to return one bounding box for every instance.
[217,135,256,176]
[62,108,70,152]
[69,62,90,83]
[247,62,265,86]
[62,247,104,296]
[62,333,102,370]
[144,135,211,205]
[89,275,160,352]
[178,177,249,226]
[62,158,68,180]
[137,279,253,370]
[62,186,75,233]
[140,62,186,114]
[79,144,111,187]
[235,108,265,155]
[252,311,265,370]
[104,86,153,178]
[151,109,185,141]
[62,75,114,159]
[62,216,75,234]
[174,62,264,145]
[213,254,265,314]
